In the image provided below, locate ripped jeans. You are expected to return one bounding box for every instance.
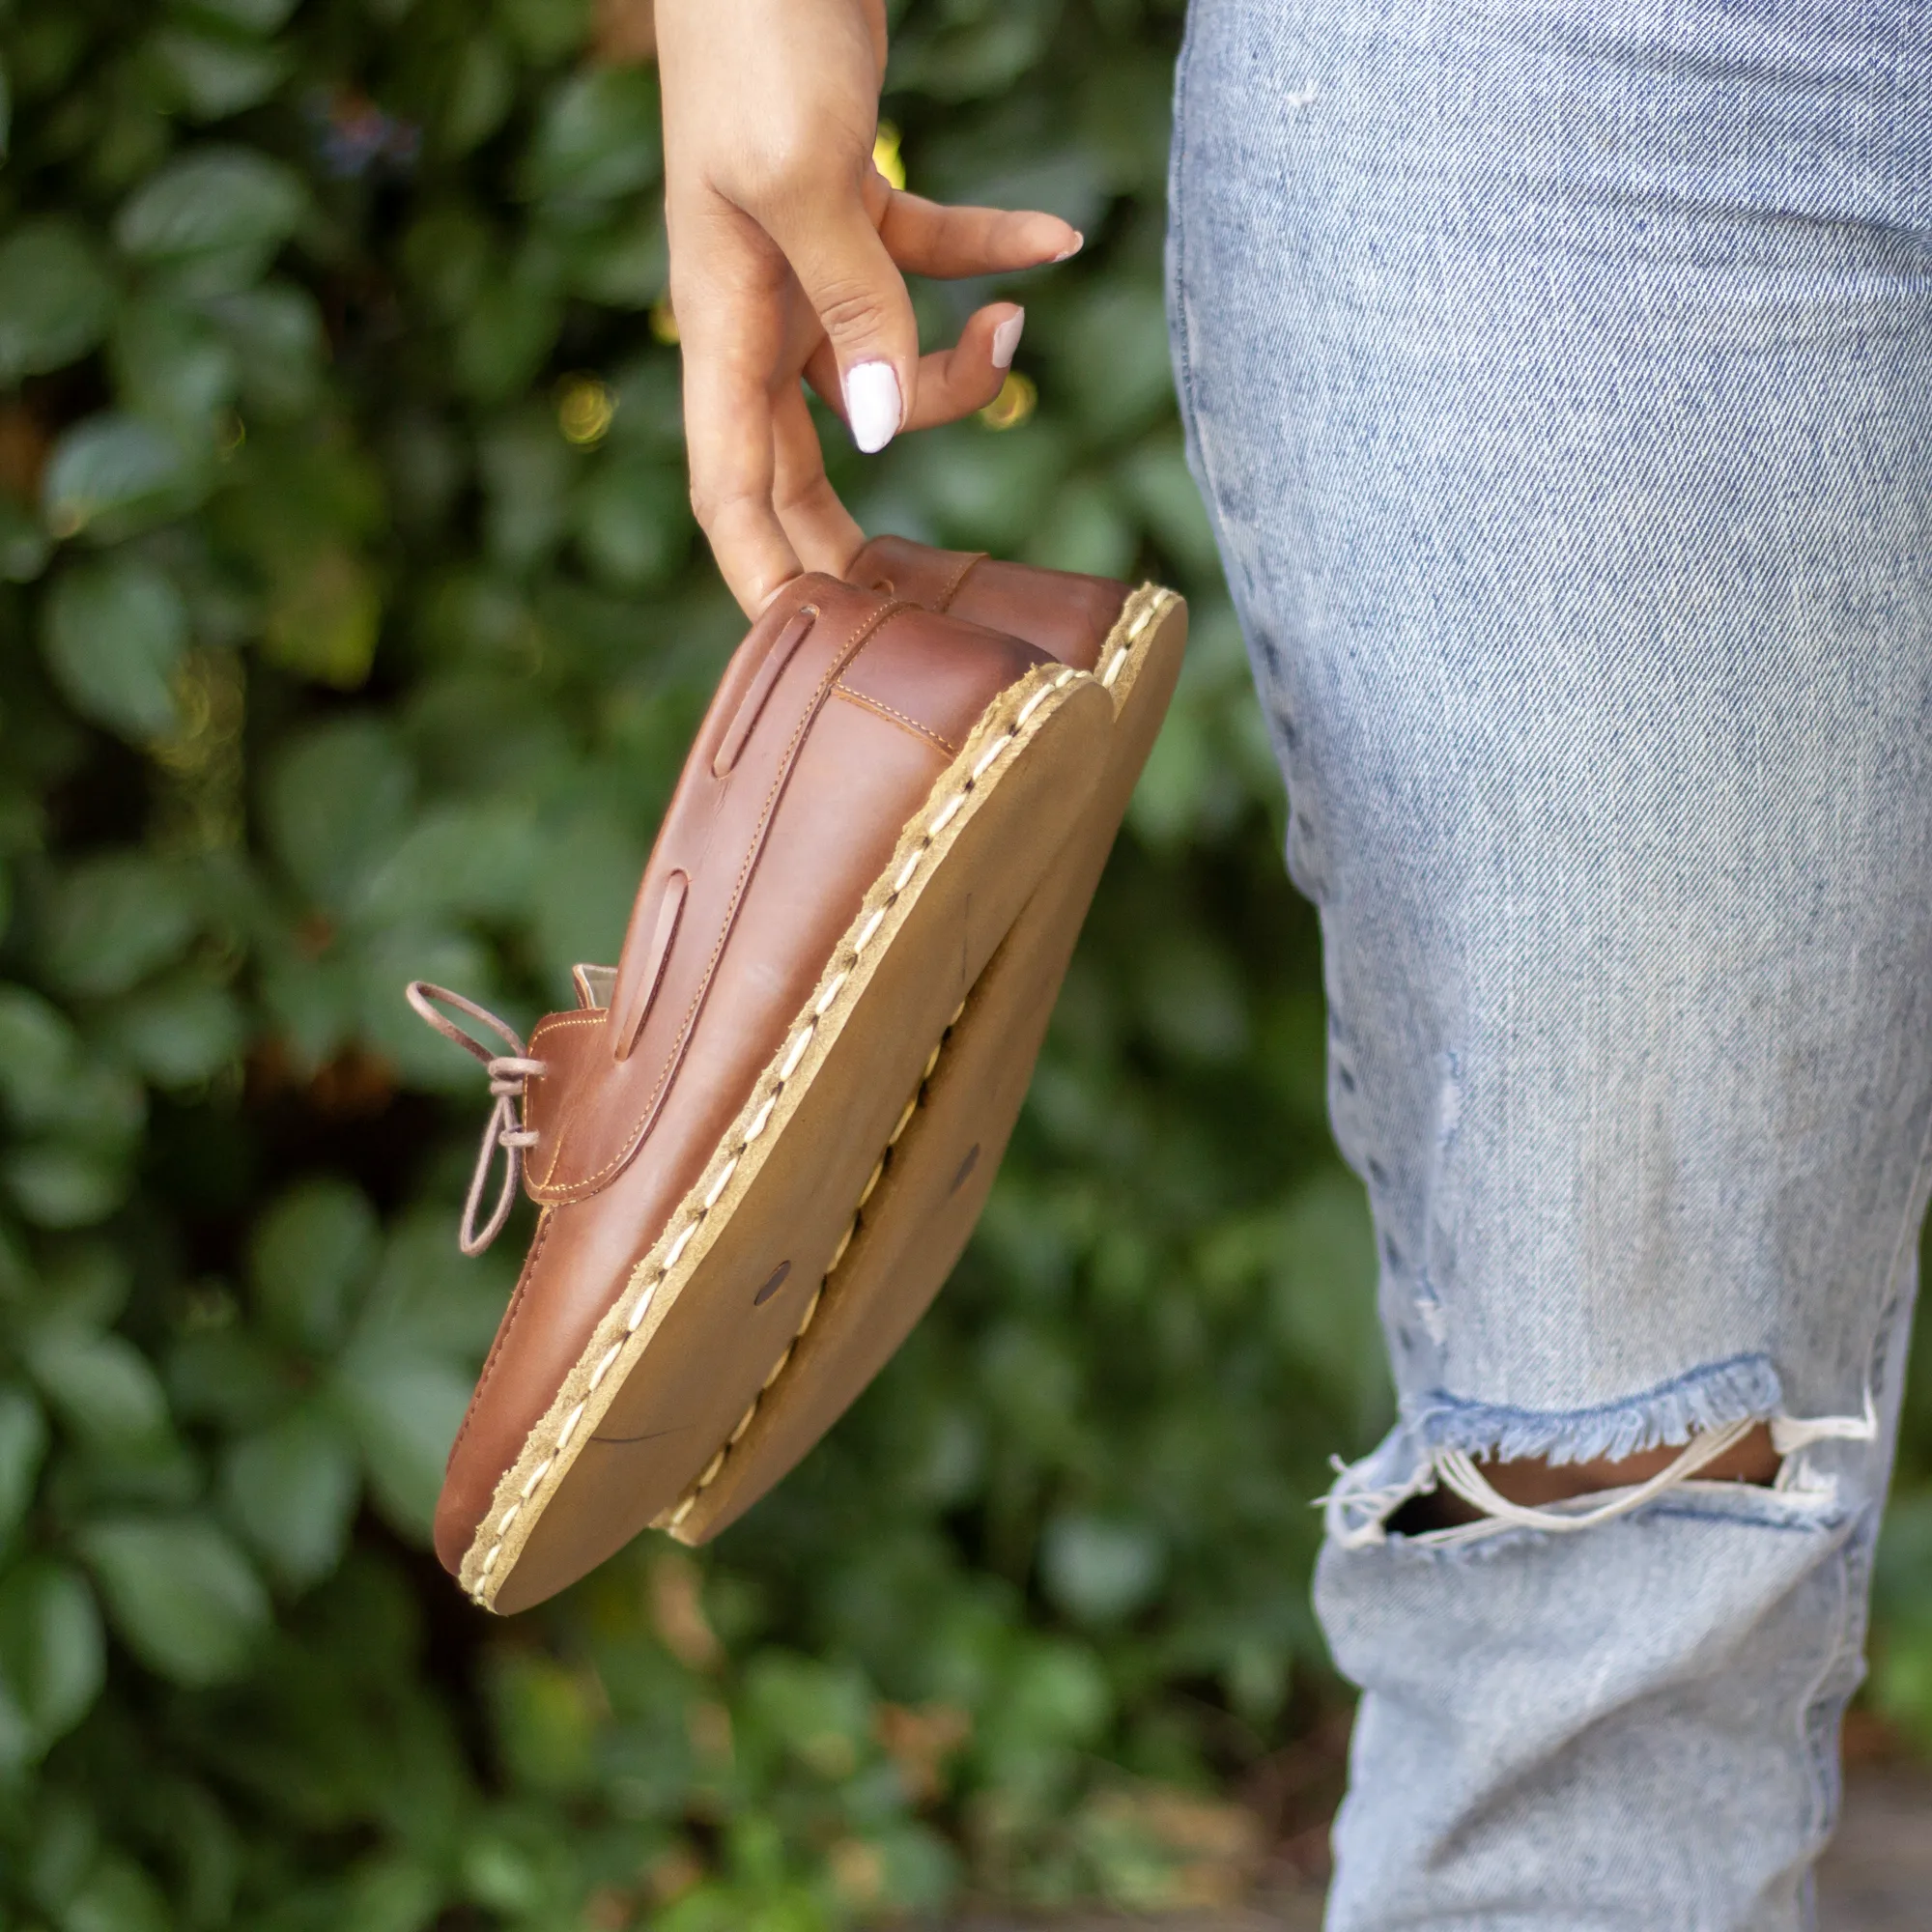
[1168,1,1932,1926]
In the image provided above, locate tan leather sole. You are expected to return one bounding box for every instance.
[458,663,1114,1611]
[662,585,1188,1545]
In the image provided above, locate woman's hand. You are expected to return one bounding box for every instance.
[655,0,1080,613]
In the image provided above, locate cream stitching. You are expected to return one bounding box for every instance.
[831,683,960,754]
[531,1010,606,1036]
[465,664,1085,1601]
[1101,593,1159,691]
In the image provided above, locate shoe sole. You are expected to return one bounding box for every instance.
[658,585,1187,1545]
[458,662,1115,1611]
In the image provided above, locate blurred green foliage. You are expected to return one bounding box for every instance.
[1,0,1929,1926]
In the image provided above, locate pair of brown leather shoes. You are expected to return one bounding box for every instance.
[411,539,1185,1612]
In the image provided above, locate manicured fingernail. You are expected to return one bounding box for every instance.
[1052,232,1085,262]
[843,361,902,454]
[991,309,1025,370]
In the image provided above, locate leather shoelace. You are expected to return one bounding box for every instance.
[406,982,547,1254]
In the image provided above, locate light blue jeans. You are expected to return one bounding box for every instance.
[1168,3,1932,1926]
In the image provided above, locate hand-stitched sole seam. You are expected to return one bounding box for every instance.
[661,584,1181,1534]
[660,1004,960,1532]
[460,660,1094,1605]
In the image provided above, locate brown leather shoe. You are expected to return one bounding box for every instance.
[412,575,1114,1611]
[655,541,1186,1545]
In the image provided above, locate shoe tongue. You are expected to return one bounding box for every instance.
[571,964,616,1010]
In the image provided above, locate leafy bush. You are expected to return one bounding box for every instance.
[1,0,1927,1925]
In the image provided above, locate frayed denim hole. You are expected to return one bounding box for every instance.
[1325,1361,1880,1554]
[1412,1354,1785,1467]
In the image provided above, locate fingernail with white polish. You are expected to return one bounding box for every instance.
[844,361,902,454]
[991,309,1025,370]
[1052,232,1085,262]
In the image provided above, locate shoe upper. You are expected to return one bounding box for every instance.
[431,573,1058,1574]
[846,537,1128,674]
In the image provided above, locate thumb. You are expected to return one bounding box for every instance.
[769,185,919,454]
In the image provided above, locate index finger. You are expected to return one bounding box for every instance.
[877,192,1081,280]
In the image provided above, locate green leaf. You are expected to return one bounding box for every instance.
[96,973,245,1087]
[109,297,239,433]
[24,1325,173,1459]
[743,1651,872,1780]
[41,558,189,741]
[440,36,516,156]
[454,276,562,405]
[250,1177,379,1354]
[114,146,306,291]
[0,1560,104,1761]
[559,206,668,306]
[166,1325,298,1434]
[1040,1514,1166,1625]
[519,67,661,203]
[1269,1173,1390,1442]
[149,24,291,120]
[496,0,591,65]
[79,1514,269,1686]
[262,546,383,688]
[1119,437,1220,578]
[0,985,82,1126]
[351,923,497,1087]
[60,1856,171,1932]
[331,1349,471,1541]
[40,851,198,999]
[1018,474,1136,580]
[362,1209,516,1360]
[221,1405,360,1588]
[356,799,542,925]
[1057,285,1175,438]
[335,1859,441,1932]
[889,15,1052,101]
[4,1057,145,1164]
[206,282,326,417]
[572,452,686,590]
[42,1242,135,1332]
[42,413,203,542]
[526,809,647,985]
[0,497,52,583]
[400,203,494,322]
[189,0,300,30]
[2,1145,132,1230]
[0,1386,50,1548]
[264,718,415,909]
[480,408,573,570]
[487,1652,600,1794]
[0,220,117,383]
